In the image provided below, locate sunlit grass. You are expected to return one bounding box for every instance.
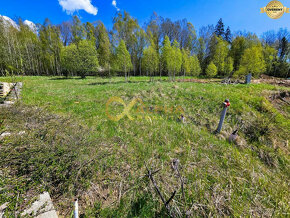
[0,76,289,216]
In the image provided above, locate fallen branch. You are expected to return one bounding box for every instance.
[145,164,176,217]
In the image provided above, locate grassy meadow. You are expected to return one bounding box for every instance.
[0,76,289,217]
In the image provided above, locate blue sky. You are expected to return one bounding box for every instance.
[0,0,289,36]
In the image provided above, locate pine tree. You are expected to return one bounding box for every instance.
[225,26,232,43]
[115,40,132,81]
[279,37,288,61]
[215,18,225,38]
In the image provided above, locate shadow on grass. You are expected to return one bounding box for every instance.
[49,77,85,81]
[88,80,165,86]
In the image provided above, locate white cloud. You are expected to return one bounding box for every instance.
[24,20,37,33]
[0,15,19,30]
[112,0,120,11]
[58,0,98,15]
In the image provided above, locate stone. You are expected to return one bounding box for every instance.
[21,192,58,218]
[0,132,11,140]
[0,202,9,218]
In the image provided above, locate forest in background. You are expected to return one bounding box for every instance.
[0,11,289,79]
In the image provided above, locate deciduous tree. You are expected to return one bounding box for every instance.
[189,55,201,76]
[61,40,99,78]
[206,61,217,77]
[181,49,190,79]
[142,43,158,81]
[96,21,111,69]
[237,45,266,77]
[115,40,132,81]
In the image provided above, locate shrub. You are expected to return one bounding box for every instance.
[61,40,99,78]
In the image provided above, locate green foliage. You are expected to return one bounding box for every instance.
[215,18,225,37]
[61,40,99,78]
[112,11,139,59]
[224,57,234,76]
[71,16,86,45]
[134,29,148,70]
[224,26,232,43]
[206,61,217,77]
[115,40,132,81]
[184,22,197,53]
[39,19,63,75]
[210,36,230,75]
[85,22,96,42]
[172,40,182,78]
[263,45,277,74]
[237,45,266,77]
[161,36,174,77]
[0,11,289,78]
[271,61,290,78]
[181,49,191,76]
[96,21,111,68]
[189,55,201,76]
[142,44,159,78]
[279,37,288,61]
[197,37,206,70]
[230,36,247,71]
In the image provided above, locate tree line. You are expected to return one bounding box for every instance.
[0,12,289,79]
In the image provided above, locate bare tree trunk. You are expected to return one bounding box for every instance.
[108,63,111,83]
[140,58,142,76]
[159,62,161,80]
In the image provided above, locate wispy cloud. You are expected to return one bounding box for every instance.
[58,0,98,15]
[112,0,120,11]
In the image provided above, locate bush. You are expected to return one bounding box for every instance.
[61,40,99,78]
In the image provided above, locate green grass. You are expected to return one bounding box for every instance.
[0,76,289,217]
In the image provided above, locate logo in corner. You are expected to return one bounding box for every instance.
[261,1,289,19]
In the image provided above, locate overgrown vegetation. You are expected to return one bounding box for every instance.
[0,77,289,217]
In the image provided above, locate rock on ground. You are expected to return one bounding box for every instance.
[21,192,58,218]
